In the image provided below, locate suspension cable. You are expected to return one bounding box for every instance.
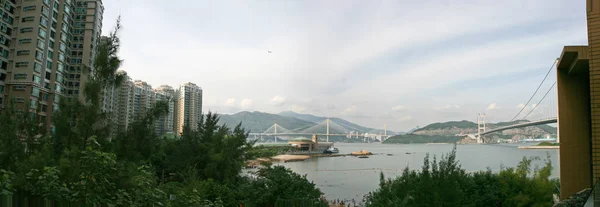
[511,59,557,121]
[522,81,556,120]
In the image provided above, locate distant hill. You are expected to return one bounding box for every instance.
[278,111,395,134]
[383,134,463,144]
[218,111,314,133]
[219,111,393,135]
[411,119,557,138]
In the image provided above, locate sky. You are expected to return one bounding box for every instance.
[100,0,587,132]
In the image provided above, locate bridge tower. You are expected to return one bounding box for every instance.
[274,123,278,143]
[477,113,486,144]
[326,118,330,142]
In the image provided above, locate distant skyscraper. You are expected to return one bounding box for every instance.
[66,0,103,101]
[154,85,175,136]
[175,82,202,134]
[113,70,133,132]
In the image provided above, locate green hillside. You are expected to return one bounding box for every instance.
[218,111,314,133]
[278,111,380,133]
[413,119,557,135]
[383,134,463,144]
[413,120,476,132]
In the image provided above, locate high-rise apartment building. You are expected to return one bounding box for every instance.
[132,80,153,122]
[154,85,174,136]
[66,0,102,101]
[113,69,132,132]
[3,0,77,130]
[174,82,202,135]
[0,0,103,132]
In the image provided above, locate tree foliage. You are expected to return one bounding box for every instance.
[0,17,324,207]
[366,145,558,207]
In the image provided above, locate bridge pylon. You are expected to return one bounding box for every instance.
[477,113,486,144]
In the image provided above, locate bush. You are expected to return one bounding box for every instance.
[366,145,558,207]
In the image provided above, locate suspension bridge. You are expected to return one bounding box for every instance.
[474,58,560,143]
[248,118,391,143]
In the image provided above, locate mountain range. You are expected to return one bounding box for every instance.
[217,111,396,135]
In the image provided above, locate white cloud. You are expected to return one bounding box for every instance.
[270,96,286,106]
[291,105,306,113]
[392,105,405,111]
[487,103,497,110]
[397,116,412,122]
[516,103,525,108]
[240,99,253,110]
[433,105,460,111]
[224,98,236,107]
[342,105,358,115]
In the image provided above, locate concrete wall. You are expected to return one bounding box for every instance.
[589,0,600,188]
[557,66,592,199]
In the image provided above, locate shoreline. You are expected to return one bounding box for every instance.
[518,146,560,149]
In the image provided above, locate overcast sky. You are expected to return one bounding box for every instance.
[100,0,587,131]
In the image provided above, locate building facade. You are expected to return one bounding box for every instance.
[557,0,600,202]
[174,82,202,135]
[4,0,73,130]
[154,85,174,136]
[66,0,102,101]
[0,0,103,132]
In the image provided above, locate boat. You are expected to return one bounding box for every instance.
[358,155,369,158]
[324,145,339,154]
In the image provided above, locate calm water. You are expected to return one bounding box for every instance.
[276,143,559,202]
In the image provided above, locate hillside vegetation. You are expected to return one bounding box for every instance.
[383,134,463,144]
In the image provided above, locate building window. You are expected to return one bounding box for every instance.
[60,33,67,42]
[29,99,37,109]
[54,84,61,93]
[41,104,47,112]
[17,50,30,56]
[53,1,59,10]
[20,27,33,33]
[58,53,65,62]
[47,51,53,59]
[43,0,50,6]
[13,85,26,91]
[56,73,63,83]
[0,48,7,59]
[49,40,54,48]
[56,63,63,72]
[0,35,8,47]
[14,97,24,103]
[35,50,43,61]
[64,5,70,15]
[54,94,59,103]
[22,16,35,22]
[23,6,36,12]
[41,6,49,17]
[0,23,11,36]
[31,87,40,97]
[2,15,13,25]
[61,23,67,32]
[37,39,45,49]
[18,38,32,44]
[38,28,46,38]
[33,75,41,85]
[13,73,27,80]
[40,17,48,27]
[59,42,66,52]
[46,60,52,69]
[15,62,29,67]
[42,93,49,101]
[50,30,55,38]
[34,62,42,73]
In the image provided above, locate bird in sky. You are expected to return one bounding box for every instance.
[268,50,272,53]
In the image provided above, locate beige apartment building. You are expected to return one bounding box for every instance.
[154,85,175,136]
[0,0,103,132]
[66,0,102,101]
[175,82,202,135]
